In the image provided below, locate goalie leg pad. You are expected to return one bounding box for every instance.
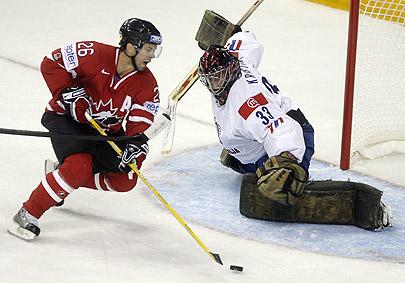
[355,182,391,230]
[295,181,357,224]
[239,174,390,230]
[240,173,296,222]
[195,10,239,50]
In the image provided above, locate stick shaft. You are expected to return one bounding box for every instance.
[84,112,222,265]
[0,113,170,142]
[236,0,264,26]
[0,127,136,142]
[168,64,199,102]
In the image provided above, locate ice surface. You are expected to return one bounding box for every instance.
[1,0,405,282]
[146,145,405,263]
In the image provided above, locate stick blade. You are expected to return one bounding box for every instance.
[161,100,178,154]
[210,252,223,265]
[161,119,175,154]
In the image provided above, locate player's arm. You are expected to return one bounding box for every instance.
[41,41,98,95]
[277,93,310,127]
[125,83,160,137]
[265,82,312,129]
[261,78,314,165]
[119,79,160,171]
[40,48,75,97]
[41,42,97,122]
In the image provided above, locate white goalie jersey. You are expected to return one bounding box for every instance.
[211,31,305,164]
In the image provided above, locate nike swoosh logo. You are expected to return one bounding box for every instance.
[101,69,110,75]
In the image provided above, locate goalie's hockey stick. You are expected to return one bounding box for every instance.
[84,112,223,265]
[161,0,265,154]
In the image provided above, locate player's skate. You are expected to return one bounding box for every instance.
[7,207,40,240]
[376,202,393,231]
[44,159,64,207]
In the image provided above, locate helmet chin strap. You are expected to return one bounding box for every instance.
[123,48,139,71]
[130,54,139,71]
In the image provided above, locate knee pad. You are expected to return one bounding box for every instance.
[105,172,137,192]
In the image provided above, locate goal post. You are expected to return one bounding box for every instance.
[340,0,405,170]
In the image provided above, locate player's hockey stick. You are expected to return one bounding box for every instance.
[84,112,223,265]
[161,0,265,154]
[0,113,171,142]
[0,128,142,142]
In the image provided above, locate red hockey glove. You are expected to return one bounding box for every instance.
[61,86,92,123]
[118,134,149,173]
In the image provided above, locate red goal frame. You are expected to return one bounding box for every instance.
[340,0,360,170]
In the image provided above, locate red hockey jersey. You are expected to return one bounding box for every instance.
[40,41,160,136]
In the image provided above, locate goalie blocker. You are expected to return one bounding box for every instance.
[239,174,392,231]
[195,10,241,50]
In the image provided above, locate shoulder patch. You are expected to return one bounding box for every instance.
[144,101,159,116]
[238,93,268,120]
[61,43,79,71]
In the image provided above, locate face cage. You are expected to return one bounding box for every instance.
[199,66,233,97]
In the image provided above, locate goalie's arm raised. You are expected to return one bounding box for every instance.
[161,0,265,154]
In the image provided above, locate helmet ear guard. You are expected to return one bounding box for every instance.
[198,45,241,105]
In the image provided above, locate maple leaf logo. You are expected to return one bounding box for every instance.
[92,99,121,128]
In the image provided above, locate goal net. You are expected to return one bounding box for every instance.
[341,0,405,167]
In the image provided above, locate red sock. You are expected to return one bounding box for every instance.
[23,153,137,218]
[24,153,93,218]
[24,169,74,218]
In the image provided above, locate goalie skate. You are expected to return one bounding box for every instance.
[376,202,393,231]
[7,207,40,240]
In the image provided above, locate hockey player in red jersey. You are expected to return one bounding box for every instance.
[8,18,163,240]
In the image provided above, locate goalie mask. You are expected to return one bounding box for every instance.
[119,18,163,58]
[198,45,241,105]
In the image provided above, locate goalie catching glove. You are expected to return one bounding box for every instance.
[61,86,92,123]
[118,134,149,173]
[256,152,308,206]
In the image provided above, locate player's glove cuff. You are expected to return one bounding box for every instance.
[118,134,149,173]
[61,86,92,123]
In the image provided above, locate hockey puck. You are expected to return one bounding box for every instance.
[229,265,244,272]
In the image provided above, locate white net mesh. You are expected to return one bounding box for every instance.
[352,0,405,159]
